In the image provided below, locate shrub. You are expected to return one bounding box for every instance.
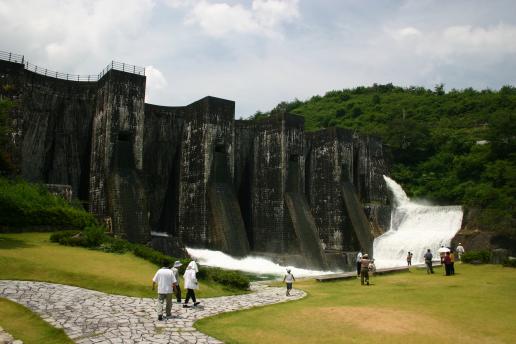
[503,258,516,268]
[462,250,490,264]
[50,230,81,243]
[50,230,250,290]
[83,225,107,247]
[0,177,96,229]
[205,268,250,290]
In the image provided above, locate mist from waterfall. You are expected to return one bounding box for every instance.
[373,176,463,269]
[186,248,339,278]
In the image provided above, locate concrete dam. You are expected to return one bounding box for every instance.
[0,51,391,270]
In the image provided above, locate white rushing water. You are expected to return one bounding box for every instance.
[186,248,339,278]
[373,176,463,269]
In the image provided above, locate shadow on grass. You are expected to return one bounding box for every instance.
[0,237,34,249]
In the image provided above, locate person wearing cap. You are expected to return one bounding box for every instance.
[183,261,201,308]
[456,243,465,261]
[356,250,363,277]
[283,268,296,296]
[152,260,177,321]
[360,254,371,285]
[171,261,182,303]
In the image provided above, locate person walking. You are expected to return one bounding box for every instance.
[356,250,363,277]
[283,269,296,296]
[152,261,177,321]
[360,254,371,285]
[456,243,465,261]
[172,261,182,303]
[424,249,434,274]
[183,261,200,308]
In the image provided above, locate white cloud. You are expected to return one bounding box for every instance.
[185,0,299,37]
[392,27,422,40]
[145,66,168,102]
[387,23,516,60]
[0,0,155,72]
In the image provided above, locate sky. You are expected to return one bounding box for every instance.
[1,0,515,118]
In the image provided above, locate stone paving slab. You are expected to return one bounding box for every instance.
[0,281,305,343]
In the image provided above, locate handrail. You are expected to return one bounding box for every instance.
[0,50,145,82]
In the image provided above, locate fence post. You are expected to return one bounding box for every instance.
[8,52,11,62]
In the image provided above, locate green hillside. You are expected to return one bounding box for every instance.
[254,84,516,234]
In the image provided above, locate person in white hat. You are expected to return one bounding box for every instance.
[360,254,371,285]
[172,261,182,303]
[283,268,296,296]
[183,261,200,308]
[456,243,465,261]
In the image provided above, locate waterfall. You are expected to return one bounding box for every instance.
[373,176,463,269]
[186,248,339,278]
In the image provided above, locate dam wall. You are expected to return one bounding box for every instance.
[0,52,390,268]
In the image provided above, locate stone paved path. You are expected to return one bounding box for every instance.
[0,281,305,343]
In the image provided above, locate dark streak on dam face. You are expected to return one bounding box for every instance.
[0,55,391,270]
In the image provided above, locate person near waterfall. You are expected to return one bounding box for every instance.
[407,252,413,266]
[360,254,371,285]
[449,250,456,275]
[424,249,434,274]
[456,243,465,261]
[443,252,452,276]
[368,259,376,284]
[283,269,296,296]
[183,261,201,308]
[356,251,363,277]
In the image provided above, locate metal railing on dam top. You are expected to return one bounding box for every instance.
[0,50,145,82]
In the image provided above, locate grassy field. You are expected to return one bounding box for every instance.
[196,264,516,344]
[0,232,244,298]
[0,297,73,344]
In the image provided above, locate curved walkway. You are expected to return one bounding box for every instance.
[0,281,305,344]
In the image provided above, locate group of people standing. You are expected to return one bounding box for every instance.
[356,251,376,285]
[152,260,201,321]
[423,243,465,276]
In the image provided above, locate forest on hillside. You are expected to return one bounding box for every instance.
[253,84,515,235]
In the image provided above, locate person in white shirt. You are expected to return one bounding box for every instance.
[183,261,200,308]
[356,251,363,277]
[152,261,177,321]
[456,243,465,261]
[283,269,296,296]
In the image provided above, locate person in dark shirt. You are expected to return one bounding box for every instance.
[424,249,434,274]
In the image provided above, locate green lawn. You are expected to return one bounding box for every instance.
[196,264,516,344]
[0,297,73,344]
[0,232,243,298]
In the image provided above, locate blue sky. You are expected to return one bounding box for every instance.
[1,0,515,117]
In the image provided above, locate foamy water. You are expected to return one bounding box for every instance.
[373,176,463,269]
[186,247,340,278]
